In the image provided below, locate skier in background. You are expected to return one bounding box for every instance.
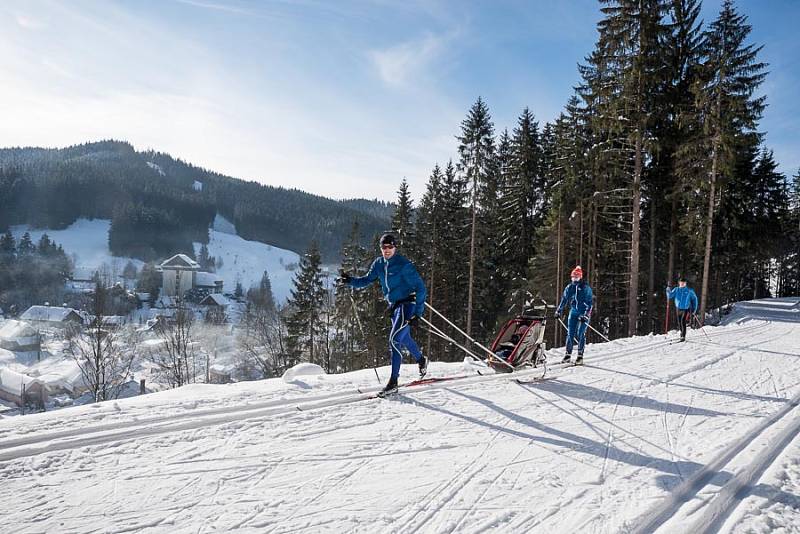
[339,233,427,395]
[666,275,698,342]
[555,266,593,365]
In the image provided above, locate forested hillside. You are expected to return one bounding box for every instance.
[0,141,390,261]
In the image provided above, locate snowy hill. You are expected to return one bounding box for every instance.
[1,297,800,532]
[12,216,300,302]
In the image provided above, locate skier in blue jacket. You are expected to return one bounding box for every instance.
[666,275,698,342]
[555,265,594,364]
[340,233,427,394]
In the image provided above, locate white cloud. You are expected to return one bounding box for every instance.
[15,14,45,30]
[369,33,446,87]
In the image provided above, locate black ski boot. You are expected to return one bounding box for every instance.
[562,353,572,364]
[575,354,584,365]
[418,356,428,378]
[378,377,399,398]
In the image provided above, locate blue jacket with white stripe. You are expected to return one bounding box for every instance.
[349,254,427,317]
[557,280,594,317]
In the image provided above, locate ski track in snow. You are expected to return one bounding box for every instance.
[1,298,799,533]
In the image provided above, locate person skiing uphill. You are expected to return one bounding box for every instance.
[666,275,698,342]
[555,266,593,365]
[340,233,427,395]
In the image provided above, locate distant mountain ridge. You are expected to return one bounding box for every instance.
[0,140,392,261]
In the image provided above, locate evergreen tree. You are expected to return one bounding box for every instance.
[501,110,545,313]
[686,0,767,319]
[391,178,415,256]
[593,0,670,335]
[17,232,35,256]
[456,97,496,336]
[413,165,446,356]
[286,242,325,366]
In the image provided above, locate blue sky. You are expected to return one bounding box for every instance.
[0,1,797,201]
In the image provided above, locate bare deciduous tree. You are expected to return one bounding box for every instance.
[68,284,137,402]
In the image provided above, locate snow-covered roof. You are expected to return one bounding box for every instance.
[196,271,223,288]
[0,320,38,341]
[160,254,200,270]
[0,368,44,396]
[154,296,177,309]
[201,294,229,307]
[101,316,127,326]
[20,306,84,324]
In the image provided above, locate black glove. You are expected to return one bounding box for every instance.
[555,308,563,319]
[578,315,589,324]
[407,314,420,326]
[337,272,352,285]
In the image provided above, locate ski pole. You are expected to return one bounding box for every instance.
[692,313,710,339]
[424,302,515,371]
[586,323,611,343]
[557,317,579,346]
[348,290,381,384]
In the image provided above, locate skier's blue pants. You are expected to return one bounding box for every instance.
[389,302,423,379]
[566,311,589,355]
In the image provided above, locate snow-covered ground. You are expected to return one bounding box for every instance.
[1,297,799,533]
[11,218,144,280]
[11,216,300,302]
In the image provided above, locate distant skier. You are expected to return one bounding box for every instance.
[666,275,698,342]
[339,233,427,395]
[555,266,593,365]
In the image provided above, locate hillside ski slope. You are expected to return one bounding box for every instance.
[1,297,799,533]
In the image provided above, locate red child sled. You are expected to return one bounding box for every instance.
[487,312,548,373]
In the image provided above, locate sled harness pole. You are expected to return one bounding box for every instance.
[418,316,487,366]
[424,302,515,371]
[348,290,381,384]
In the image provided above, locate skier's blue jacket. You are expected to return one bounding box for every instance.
[666,286,698,312]
[349,254,427,317]
[557,280,593,317]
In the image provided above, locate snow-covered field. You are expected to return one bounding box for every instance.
[195,215,300,303]
[11,216,301,302]
[1,297,799,533]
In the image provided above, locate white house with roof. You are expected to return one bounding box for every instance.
[20,306,85,329]
[0,367,47,407]
[196,271,224,294]
[159,254,200,297]
[0,320,41,352]
[159,253,224,297]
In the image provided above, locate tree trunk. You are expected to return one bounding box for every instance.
[554,211,563,348]
[700,136,719,324]
[467,174,478,337]
[628,131,643,337]
[647,199,656,332]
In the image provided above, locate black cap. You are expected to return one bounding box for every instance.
[380,233,397,247]
[678,274,688,282]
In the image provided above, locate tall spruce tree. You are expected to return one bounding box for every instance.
[391,178,415,259]
[285,242,325,366]
[689,0,767,320]
[413,165,446,356]
[594,0,670,335]
[456,97,496,336]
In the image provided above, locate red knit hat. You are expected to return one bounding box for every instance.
[571,265,583,278]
